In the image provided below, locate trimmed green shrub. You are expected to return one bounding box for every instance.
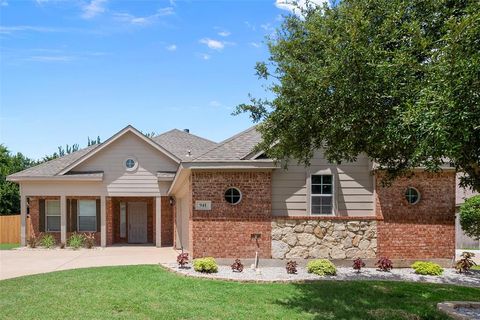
[193,257,218,273]
[68,233,84,250]
[40,233,56,248]
[459,195,480,240]
[307,259,337,276]
[411,261,443,276]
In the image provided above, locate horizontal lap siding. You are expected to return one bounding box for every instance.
[74,132,177,196]
[272,151,374,216]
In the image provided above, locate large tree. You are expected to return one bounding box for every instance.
[236,0,480,191]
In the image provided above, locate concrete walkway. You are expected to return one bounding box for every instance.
[0,246,179,280]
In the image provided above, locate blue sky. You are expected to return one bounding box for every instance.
[0,0,312,159]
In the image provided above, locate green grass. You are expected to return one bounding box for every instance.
[472,265,480,271]
[1,265,479,320]
[0,243,19,250]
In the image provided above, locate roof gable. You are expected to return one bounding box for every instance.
[152,129,217,161]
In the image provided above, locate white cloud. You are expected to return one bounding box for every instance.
[275,0,328,14]
[113,7,174,25]
[166,44,177,51]
[199,53,211,60]
[1,1,8,7]
[261,23,274,32]
[0,25,62,34]
[244,21,256,31]
[250,42,261,48]
[28,55,75,62]
[81,0,107,19]
[199,38,224,50]
[209,100,222,107]
[218,30,230,37]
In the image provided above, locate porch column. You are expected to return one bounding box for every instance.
[60,195,67,244]
[101,196,106,247]
[155,196,161,247]
[20,190,27,246]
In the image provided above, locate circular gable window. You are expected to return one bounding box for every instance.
[124,158,138,171]
[405,187,420,205]
[224,187,242,205]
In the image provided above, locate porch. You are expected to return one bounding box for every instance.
[20,195,174,248]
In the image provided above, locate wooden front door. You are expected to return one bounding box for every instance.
[128,202,147,244]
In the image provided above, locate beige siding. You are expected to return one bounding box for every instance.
[74,132,178,196]
[272,151,374,217]
[21,181,106,196]
[174,179,190,251]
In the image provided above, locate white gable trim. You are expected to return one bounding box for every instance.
[57,125,181,175]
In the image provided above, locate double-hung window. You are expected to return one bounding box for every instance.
[78,200,97,232]
[46,200,61,232]
[311,175,334,215]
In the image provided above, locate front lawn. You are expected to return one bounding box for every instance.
[0,243,19,250]
[0,265,478,320]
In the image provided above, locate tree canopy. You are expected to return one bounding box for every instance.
[235,0,480,191]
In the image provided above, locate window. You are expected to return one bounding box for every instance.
[78,200,96,232]
[311,175,333,215]
[224,187,242,205]
[124,157,138,171]
[46,200,60,232]
[405,187,420,204]
[120,202,126,238]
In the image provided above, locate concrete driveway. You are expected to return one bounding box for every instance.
[0,246,179,280]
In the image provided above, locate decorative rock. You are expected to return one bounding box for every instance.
[343,237,353,249]
[309,245,330,259]
[304,225,314,233]
[347,221,360,232]
[286,246,309,259]
[272,228,283,241]
[331,247,347,259]
[293,224,305,233]
[272,240,289,259]
[334,223,346,231]
[284,233,298,246]
[352,235,362,247]
[345,248,360,259]
[314,226,326,238]
[282,227,293,236]
[358,239,370,250]
[297,233,316,247]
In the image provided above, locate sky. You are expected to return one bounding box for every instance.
[0,0,321,159]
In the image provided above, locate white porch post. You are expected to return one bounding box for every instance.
[20,189,27,246]
[60,195,67,244]
[156,196,161,247]
[101,196,106,247]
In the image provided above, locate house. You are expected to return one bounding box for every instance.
[7,125,457,262]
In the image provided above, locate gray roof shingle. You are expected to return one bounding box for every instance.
[152,129,218,161]
[8,144,100,178]
[193,125,261,161]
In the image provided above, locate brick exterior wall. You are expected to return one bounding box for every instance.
[190,170,272,258]
[375,171,456,259]
[160,196,174,246]
[28,196,101,246]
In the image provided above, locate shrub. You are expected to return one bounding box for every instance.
[231,259,244,272]
[193,257,218,273]
[83,233,96,249]
[286,260,298,274]
[307,259,336,276]
[376,257,393,272]
[455,252,477,273]
[27,234,38,248]
[459,195,480,240]
[411,261,443,276]
[68,233,84,249]
[40,234,56,248]
[353,258,366,273]
[177,252,189,268]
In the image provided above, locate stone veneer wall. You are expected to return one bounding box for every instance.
[272,219,377,259]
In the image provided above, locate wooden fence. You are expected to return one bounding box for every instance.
[0,215,30,244]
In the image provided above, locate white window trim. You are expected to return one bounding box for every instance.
[77,200,97,232]
[224,187,242,205]
[124,156,138,172]
[309,174,335,216]
[46,199,61,232]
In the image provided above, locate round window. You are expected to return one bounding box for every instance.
[124,158,137,171]
[405,187,420,204]
[224,187,242,205]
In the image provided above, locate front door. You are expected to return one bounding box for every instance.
[128,202,147,244]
